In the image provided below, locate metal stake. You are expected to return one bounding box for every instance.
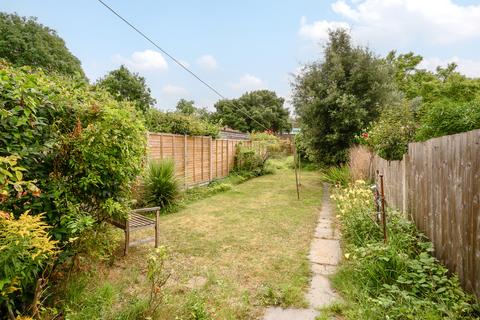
[379,174,387,243]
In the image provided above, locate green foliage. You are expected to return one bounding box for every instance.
[0,13,85,78]
[143,159,180,209]
[145,108,220,137]
[184,291,211,320]
[322,166,351,188]
[368,99,418,160]
[415,99,480,141]
[366,52,480,160]
[146,247,170,316]
[293,30,396,165]
[0,63,146,249]
[0,213,58,312]
[176,98,196,115]
[234,146,265,175]
[330,181,479,319]
[387,51,480,105]
[234,136,281,176]
[213,90,291,133]
[0,154,57,316]
[96,65,156,113]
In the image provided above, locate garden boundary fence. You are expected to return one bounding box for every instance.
[147,132,252,188]
[349,129,480,299]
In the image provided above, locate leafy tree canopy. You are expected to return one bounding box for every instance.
[0,12,85,78]
[175,98,196,115]
[213,90,290,133]
[96,65,156,113]
[386,51,480,105]
[293,29,396,165]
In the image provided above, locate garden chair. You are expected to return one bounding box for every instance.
[110,207,161,255]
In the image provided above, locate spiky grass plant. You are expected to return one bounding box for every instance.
[144,159,180,209]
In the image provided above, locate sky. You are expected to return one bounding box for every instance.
[2,0,480,112]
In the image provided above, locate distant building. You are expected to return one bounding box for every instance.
[218,127,249,140]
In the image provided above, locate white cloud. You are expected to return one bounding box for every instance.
[419,56,480,78]
[196,54,219,70]
[161,84,188,96]
[114,49,168,71]
[329,0,480,46]
[228,74,265,91]
[299,16,350,42]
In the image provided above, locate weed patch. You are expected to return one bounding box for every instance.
[329,180,479,319]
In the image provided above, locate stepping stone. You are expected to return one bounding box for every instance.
[306,274,337,308]
[314,224,334,239]
[309,239,341,266]
[311,263,337,275]
[186,276,207,289]
[263,307,319,320]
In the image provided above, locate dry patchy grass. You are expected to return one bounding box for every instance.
[62,166,323,320]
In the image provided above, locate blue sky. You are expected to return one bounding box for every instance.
[2,0,480,112]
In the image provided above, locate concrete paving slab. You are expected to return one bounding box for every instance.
[309,238,341,265]
[311,263,337,275]
[306,274,337,307]
[263,307,319,320]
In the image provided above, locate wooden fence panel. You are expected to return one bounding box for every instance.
[349,129,480,299]
[147,133,251,188]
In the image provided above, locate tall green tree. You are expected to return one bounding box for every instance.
[175,98,196,115]
[96,65,156,113]
[292,29,396,164]
[0,12,85,78]
[213,90,290,133]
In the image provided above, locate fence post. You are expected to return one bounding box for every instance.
[209,137,213,182]
[193,136,196,184]
[226,140,230,174]
[221,140,224,176]
[402,153,409,214]
[201,137,204,181]
[159,133,163,159]
[184,135,187,188]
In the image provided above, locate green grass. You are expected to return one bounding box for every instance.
[58,161,324,319]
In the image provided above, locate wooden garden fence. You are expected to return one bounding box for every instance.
[147,132,252,188]
[349,129,480,299]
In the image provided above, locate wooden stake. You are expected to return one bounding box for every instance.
[294,146,300,200]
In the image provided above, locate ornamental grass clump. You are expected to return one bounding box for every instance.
[144,159,180,209]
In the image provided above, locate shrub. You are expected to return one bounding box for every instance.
[368,100,418,161]
[0,63,146,250]
[0,213,58,313]
[415,99,480,141]
[0,155,57,317]
[143,159,180,209]
[234,145,265,175]
[145,108,220,137]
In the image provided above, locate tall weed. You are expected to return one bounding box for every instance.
[330,181,479,319]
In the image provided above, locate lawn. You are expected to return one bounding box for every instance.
[62,164,323,319]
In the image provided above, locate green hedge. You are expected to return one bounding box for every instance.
[145,108,220,137]
[0,62,146,251]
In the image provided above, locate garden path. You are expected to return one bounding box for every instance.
[263,184,341,320]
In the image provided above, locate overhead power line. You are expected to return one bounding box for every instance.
[96,0,269,131]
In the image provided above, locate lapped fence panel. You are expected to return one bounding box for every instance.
[349,129,480,299]
[147,132,251,188]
